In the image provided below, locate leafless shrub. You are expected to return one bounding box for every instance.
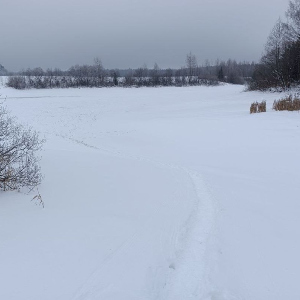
[0,105,44,191]
[250,101,266,114]
[273,94,300,111]
[6,76,27,90]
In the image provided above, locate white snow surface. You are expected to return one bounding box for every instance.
[0,83,300,300]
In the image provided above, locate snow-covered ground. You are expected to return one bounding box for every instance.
[0,83,299,300]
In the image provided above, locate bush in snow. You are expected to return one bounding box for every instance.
[273,95,300,111]
[0,104,44,191]
[258,101,266,113]
[250,101,266,114]
[6,76,27,90]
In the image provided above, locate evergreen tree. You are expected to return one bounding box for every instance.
[217,67,224,81]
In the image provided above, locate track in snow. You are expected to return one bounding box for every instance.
[56,135,217,300]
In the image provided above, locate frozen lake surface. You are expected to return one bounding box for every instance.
[0,84,299,300]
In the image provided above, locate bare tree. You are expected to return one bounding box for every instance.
[0,64,8,76]
[93,57,105,86]
[0,105,44,191]
[262,19,291,87]
[286,0,300,40]
[134,64,148,86]
[186,52,198,77]
[124,69,134,86]
[150,63,160,86]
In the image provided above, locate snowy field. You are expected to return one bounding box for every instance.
[0,82,300,300]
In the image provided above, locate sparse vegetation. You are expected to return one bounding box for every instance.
[250,101,266,114]
[5,55,255,90]
[249,1,300,90]
[31,188,44,208]
[6,76,27,90]
[0,104,44,191]
[273,94,300,111]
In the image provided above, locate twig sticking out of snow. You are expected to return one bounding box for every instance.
[31,188,44,208]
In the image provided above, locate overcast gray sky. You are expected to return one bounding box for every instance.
[0,0,289,71]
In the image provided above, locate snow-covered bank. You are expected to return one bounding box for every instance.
[0,84,299,299]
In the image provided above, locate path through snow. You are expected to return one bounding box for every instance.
[1,84,300,299]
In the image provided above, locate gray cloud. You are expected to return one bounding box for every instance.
[0,0,288,71]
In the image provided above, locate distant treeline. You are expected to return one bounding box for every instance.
[6,56,256,89]
[250,0,300,90]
